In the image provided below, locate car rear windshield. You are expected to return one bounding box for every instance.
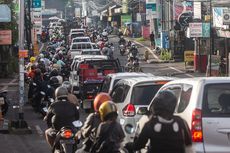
[131,84,162,105]
[73,39,89,43]
[101,77,112,93]
[203,83,230,116]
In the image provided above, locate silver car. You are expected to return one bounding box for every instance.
[138,77,230,153]
[110,76,175,142]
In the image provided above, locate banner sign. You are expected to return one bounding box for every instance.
[0,5,11,22]
[0,30,12,45]
[146,0,157,19]
[184,51,194,62]
[19,50,28,58]
[189,22,210,37]
[32,0,41,8]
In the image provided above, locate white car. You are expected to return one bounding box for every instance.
[110,76,176,143]
[69,42,95,58]
[70,28,85,34]
[71,37,91,44]
[138,77,230,153]
[100,72,154,94]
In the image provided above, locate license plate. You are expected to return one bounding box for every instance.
[83,100,92,109]
[60,139,75,144]
[73,90,79,94]
[0,97,5,105]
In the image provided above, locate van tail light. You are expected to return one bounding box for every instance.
[191,109,203,142]
[123,104,136,117]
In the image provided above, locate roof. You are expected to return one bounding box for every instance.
[107,72,154,79]
[72,37,90,40]
[118,76,176,86]
[167,77,230,85]
[73,55,108,60]
[71,42,92,45]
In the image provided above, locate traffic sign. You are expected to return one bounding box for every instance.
[19,50,28,58]
[32,0,41,8]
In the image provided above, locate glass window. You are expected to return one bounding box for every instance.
[111,85,130,103]
[101,77,112,93]
[132,85,162,105]
[177,84,193,113]
[203,83,230,116]
[86,44,91,49]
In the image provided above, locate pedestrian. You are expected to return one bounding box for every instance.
[150,31,155,50]
[125,90,193,153]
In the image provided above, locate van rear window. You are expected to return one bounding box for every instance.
[131,85,162,105]
[203,83,230,116]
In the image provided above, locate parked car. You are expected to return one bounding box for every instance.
[100,72,154,94]
[138,77,230,153]
[110,76,175,142]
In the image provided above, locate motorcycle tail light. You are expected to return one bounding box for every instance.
[61,129,73,139]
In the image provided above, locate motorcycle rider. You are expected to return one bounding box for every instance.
[128,43,138,58]
[62,81,80,107]
[44,86,80,148]
[125,90,192,153]
[91,101,125,153]
[119,36,126,45]
[76,93,112,153]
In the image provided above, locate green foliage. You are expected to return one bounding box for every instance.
[160,49,172,61]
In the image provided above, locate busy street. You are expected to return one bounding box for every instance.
[1,0,230,153]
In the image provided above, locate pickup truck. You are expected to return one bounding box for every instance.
[70,57,123,110]
[69,42,96,58]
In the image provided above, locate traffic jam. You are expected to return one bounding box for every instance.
[1,14,230,152]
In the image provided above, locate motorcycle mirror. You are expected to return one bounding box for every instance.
[33,82,37,86]
[72,120,83,128]
[40,91,46,96]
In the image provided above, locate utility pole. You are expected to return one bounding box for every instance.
[11,0,30,131]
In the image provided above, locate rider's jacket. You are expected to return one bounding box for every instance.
[131,115,192,153]
[46,98,79,130]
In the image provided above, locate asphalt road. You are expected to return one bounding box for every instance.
[0,35,202,153]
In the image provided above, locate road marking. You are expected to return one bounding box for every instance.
[35,125,44,136]
[1,77,18,91]
[169,66,194,78]
[39,43,44,52]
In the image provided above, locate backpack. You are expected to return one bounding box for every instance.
[90,122,115,153]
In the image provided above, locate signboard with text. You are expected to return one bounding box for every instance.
[146,0,157,19]
[32,0,41,8]
[184,51,194,62]
[189,22,210,37]
[0,30,12,45]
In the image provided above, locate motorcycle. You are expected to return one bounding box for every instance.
[119,44,126,56]
[52,120,83,153]
[0,90,9,116]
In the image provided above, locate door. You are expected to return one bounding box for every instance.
[202,83,230,153]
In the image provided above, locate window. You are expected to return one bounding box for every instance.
[203,83,230,116]
[177,84,193,113]
[101,77,112,93]
[132,84,163,105]
[111,84,130,103]
[86,44,92,49]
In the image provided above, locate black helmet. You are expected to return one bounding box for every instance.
[151,90,177,116]
[50,76,59,86]
[62,81,72,93]
[55,86,68,99]
[50,68,59,76]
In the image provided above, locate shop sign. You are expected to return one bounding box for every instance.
[0,5,11,22]
[184,51,194,62]
[121,15,132,27]
[189,23,210,38]
[146,1,157,19]
[32,0,41,8]
[19,50,28,58]
[0,30,12,45]
[189,23,202,37]
[122,0,128,14]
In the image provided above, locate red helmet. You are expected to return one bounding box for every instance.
[93,92,112,112]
